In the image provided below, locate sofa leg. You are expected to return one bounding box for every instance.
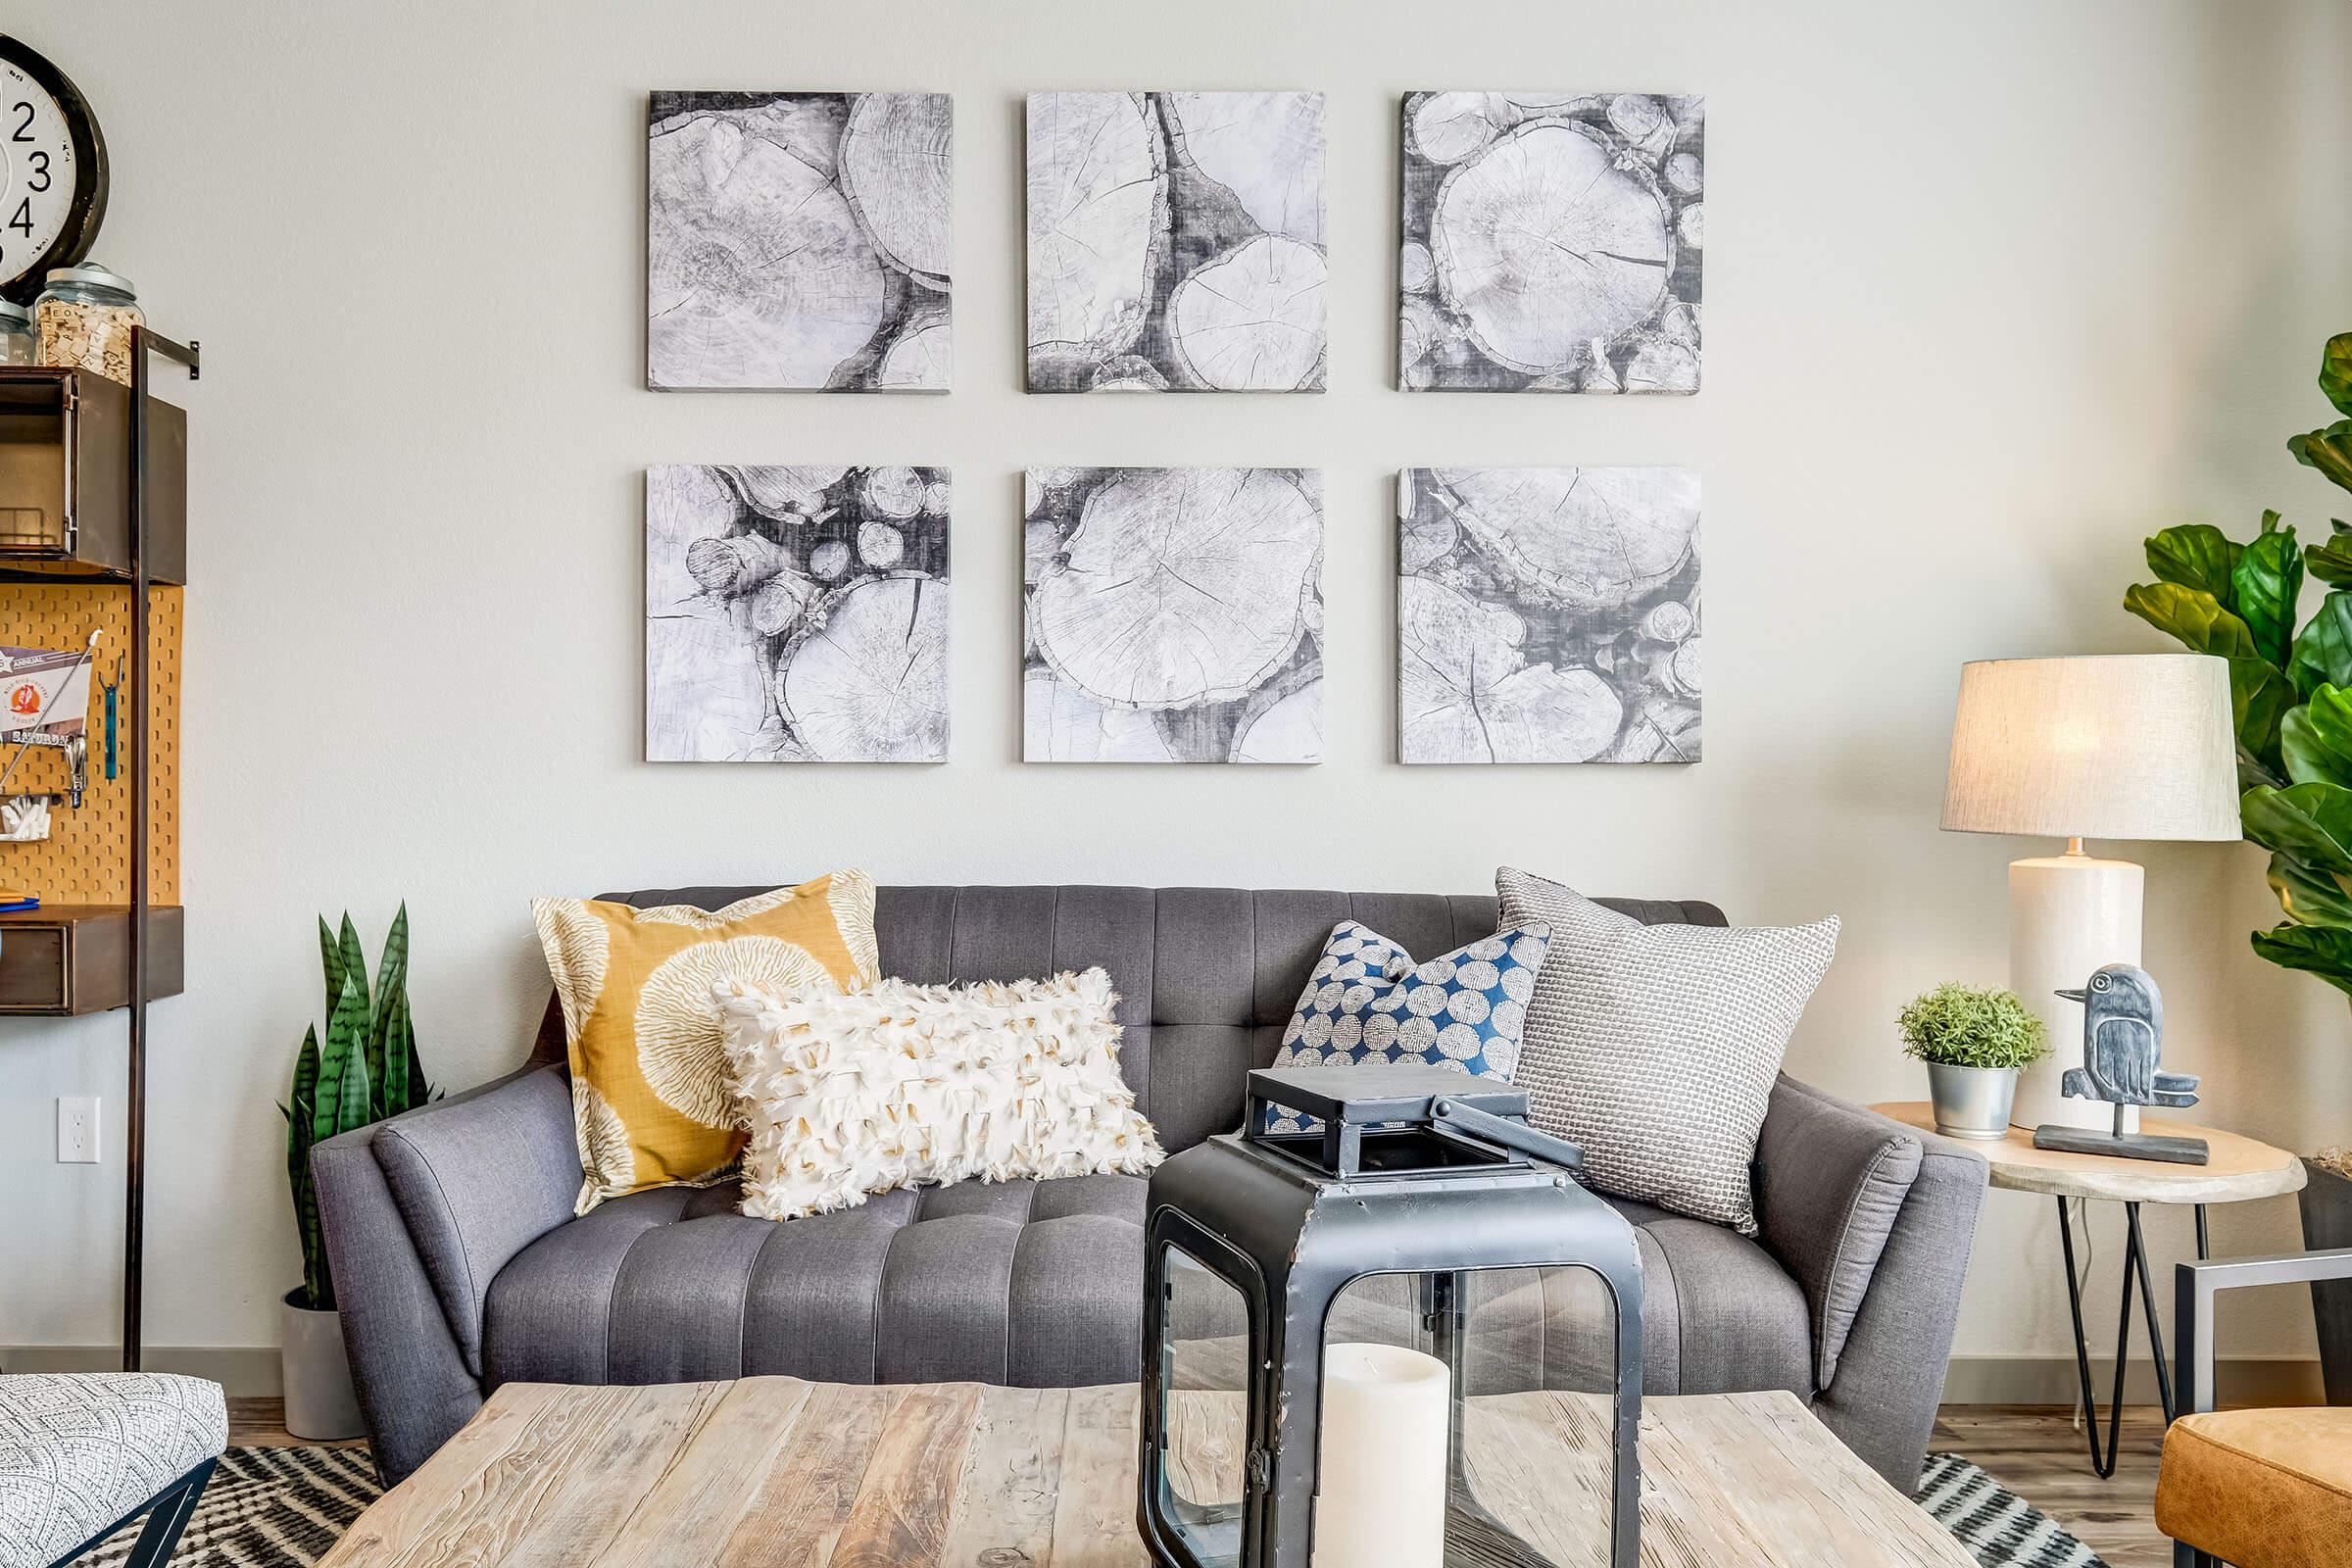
[2172,1541,2217,1568]
[122,1457,215,1568]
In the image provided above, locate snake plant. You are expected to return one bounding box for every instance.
[2126,333,2352,999]
[281,906,430,1311]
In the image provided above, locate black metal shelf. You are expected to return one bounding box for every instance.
[0,335,201,1369]
[0,365,186,584]
[121,328,198,1370]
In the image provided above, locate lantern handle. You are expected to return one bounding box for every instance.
[1430,1096,1586,1171]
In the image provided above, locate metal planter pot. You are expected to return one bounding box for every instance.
[280,1289,365,1442]
[2299,1157,2352,1404]
[1926,1063,2018,1141]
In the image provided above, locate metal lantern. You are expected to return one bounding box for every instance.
[1140,1064,1642,1568]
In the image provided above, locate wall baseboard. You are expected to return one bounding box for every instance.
[3,1346,283,1396]
[1941,1353,2323,1406]
[6,1347,2325,1407]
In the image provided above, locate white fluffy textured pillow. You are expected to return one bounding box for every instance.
[711,967,1164,1222]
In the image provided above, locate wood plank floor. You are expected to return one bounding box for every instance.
[229,1399,2170,1567]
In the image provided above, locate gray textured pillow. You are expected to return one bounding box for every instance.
[1497,866,1838,1234]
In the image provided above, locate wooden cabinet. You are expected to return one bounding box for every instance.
[0,905,183,1014]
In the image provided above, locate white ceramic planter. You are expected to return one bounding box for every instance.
[1926,1063,2019,1141]
[280,1289,365,1441]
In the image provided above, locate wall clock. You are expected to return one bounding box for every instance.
[0,36,107,306]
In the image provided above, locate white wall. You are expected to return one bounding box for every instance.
[4,0,2348,1392]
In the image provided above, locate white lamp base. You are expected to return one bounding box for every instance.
[2009,844,2142,1133]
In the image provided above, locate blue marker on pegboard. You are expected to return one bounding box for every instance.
[101,655,122,781]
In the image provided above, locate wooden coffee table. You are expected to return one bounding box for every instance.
[317,1377,1971,1567]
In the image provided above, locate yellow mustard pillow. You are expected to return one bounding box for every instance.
[531,871,881,1213]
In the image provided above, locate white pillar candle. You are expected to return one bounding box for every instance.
[1312,1341,1451,1568]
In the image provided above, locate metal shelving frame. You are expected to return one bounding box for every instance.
[122,325,197,1369]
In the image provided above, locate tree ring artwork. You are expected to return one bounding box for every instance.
[1025,467,1324,763]
[647,465,950,762]
[1398,467,1699,763]
[1399,93,1702,393]
[649,91,952,391]
[1026,92,1327,393]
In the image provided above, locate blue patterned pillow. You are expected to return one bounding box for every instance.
[1261,919,1552,1134]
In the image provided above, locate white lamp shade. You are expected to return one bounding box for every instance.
[1941,655,2241,842]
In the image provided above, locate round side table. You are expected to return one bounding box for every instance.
[1871,1102,2305,1477]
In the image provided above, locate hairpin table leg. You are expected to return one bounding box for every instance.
[2057,1196,2185,1478]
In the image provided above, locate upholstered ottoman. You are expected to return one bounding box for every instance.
[2156,1406,2352,1568]
[0,1373,225,1568]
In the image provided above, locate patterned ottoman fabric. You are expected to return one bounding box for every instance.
[1262,918,1550,1133]
[0,1373,227,1568]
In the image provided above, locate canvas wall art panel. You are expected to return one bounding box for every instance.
[649,92,952,391]
[647,465,950,761]
[1398,93,1702,393]
[1025,466,1323,762]
[1397,467,1699,762]
[1027,92,1327,393]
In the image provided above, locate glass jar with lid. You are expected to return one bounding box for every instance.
[34,264,143,384]
[0,301,32,367]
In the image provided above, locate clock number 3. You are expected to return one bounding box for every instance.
[24,150,48,192]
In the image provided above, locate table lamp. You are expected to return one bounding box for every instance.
[1940,656,2241,1132]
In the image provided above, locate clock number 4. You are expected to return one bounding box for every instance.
[7,199,28,237]
[9,102,30,141]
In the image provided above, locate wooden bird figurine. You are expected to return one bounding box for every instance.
[2033,963,2210,1164]
[2055,964,2198,1108]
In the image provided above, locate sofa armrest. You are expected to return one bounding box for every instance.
[1752,1075,1928,1389]
[1755,1077,1987,1489]
[313,1062,580,1481]
[310,1130,480,1484]
[364,1062,583,1375]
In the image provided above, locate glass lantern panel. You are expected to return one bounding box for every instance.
[1323,1267,1622,1568]
[1158,1242,1251,1568]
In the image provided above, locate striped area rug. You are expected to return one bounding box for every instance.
[76,1443,2103,1567]
[1917,1451,2110,1568]
[80,1446,378,1567]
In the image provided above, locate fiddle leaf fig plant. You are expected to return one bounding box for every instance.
[2127,332,2352,998]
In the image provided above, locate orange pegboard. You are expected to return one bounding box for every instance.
[0,584,178,904]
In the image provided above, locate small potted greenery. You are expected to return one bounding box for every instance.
[1899,983,2049,1140]
[280,906,430,1440]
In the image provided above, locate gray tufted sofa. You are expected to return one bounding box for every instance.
[313,885,1986,1491]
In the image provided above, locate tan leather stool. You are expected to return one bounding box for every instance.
[2159,1248,2352,1568]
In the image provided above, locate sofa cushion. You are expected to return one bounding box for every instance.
[715,968,1162,1222]
[1498,867,1838,1234]
[0,1373,226,1568]
[482,1173,1152,1390]
[531,872,883,1214]
[539,886,1728,1159]
[1361,1200,1809,1400]
[1610,1198,1814,1397]
[481,1172,1811,1407]
[1260,920,1550,1134]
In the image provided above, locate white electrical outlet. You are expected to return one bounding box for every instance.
[56,1097,98,1163]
